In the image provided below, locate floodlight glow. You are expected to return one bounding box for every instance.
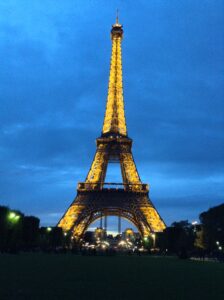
[192,221,198,225]
[118,240,126,246]
[47,227,52,232]
[8,212,20,223]
[8,212,16,219]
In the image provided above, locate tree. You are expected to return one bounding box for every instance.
[157,220,195,256]
[200,203,224,252]
[0,206,10,251]
[22,216,40,250]
[39,227,64,250]
[0,206,24,252]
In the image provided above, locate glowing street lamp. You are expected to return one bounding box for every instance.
[191,221,198,225]
[8,212,20,223]
[47,227,52,232]
[151,233,156,248]
[8,212,16,219]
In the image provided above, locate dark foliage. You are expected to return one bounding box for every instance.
[22,216,40,250]
[157,220,195,256]
[200,203,224,251]
[0,205,65,253]
[0,206,24,252]
[1,203,224,257]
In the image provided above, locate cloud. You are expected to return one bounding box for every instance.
[0,0,223,226]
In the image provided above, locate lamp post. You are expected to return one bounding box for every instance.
[151,233,156,248]
[7,211,21,252]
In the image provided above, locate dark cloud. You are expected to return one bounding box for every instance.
[0,0,223,226]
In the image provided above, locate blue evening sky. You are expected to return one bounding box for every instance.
[0,0,223,231]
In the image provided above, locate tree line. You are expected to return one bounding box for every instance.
[0,206,68,253]
[0,203,223,256]
[156,203,224,258]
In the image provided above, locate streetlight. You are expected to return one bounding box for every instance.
[8,212,16,219]
[151,233,156,248]
[8,211,20,223]
[191,221,198,225]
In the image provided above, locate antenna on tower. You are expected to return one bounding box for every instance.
[116,9,119,24]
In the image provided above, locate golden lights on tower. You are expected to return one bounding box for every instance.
[102,18,127,136]
[57,16,166,240]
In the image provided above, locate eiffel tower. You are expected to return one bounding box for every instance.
[58,17,166,240]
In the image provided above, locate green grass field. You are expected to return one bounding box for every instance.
[0,254,223,300]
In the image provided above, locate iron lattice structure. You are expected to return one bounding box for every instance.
[58,19,166,239]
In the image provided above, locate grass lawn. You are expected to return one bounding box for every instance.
[0,254,223,300]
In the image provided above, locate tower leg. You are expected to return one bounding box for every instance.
[104,215,107,233]
[118,215,121,235]
[100,212,103,229]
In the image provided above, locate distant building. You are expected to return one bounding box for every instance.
[94,228,106,241]
[122,228,140,242]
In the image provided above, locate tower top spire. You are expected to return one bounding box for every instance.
[116,9,119,24]
[102,16,126,136]
[111,9,123,36]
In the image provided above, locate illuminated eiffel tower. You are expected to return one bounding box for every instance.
[58,17,166,240]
